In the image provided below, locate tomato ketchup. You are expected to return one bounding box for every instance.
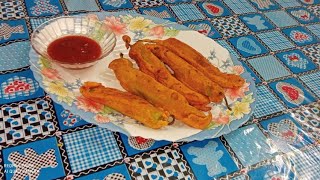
[47,36,102,63]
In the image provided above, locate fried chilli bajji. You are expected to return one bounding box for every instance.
[146,44,225,103]
[123,35,210,111]
[80,82,169,129]
[109,57,212,129]
[142,38,245,88]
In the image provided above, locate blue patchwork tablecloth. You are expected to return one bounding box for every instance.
[0,0,319,179]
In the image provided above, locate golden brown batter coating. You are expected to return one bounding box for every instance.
[123,36,210,111]
[146,44,225,103]
[142,38,245,88]
[109,57,212,129]
[80,82,169,129]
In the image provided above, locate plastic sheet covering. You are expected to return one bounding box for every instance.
[0,0,319,179]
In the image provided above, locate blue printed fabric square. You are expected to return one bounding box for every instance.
[292,104,320,141]
[260,114,313,153]
[299,71,320,98]
[0,98,56,145]
[224,0,256,14]
[239,61,262,83]
[170,4,205,21]
[276,50,317,73]
[139,6,176,22]
[0,0,26,20]
[248,163,295,180]
[164,0,191,3]
[216,40,240,58]
[0,42,30,71]
[229,35,268,58]
[264,11,298,28]
[131,0,164,7]
[257,31,295,51]
[287,8,319,24]
[239,14,274,32]
[98,0,133,10]
[53,102,89,131]
[180,138,238,179]
[64,0,99,11]
[274,0,301,7]
[0,20,29,44]
[253,85,285,118]
[302,44,320,66]
[25,0,63,17]
[224,124,275,166]
[63,127,122,173]
[2,137,65,180]
[248,55,290,81]
[269,78,316,108]
[184,21,221,39]
[0,69,45,105]
[197,1,231,18]
[106,9,137,15]
[307,5,320,16]
[212,16,251,37]
[306,24,320,39]
[249,0,280,11]
[232,175,246,180]
[119,133,170,156]
[282,27,318,46]
[289,146,320,179]
[77,164,131,180]
[129,147,194,180]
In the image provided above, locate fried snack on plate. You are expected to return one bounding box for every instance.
[142,38,245,88]
[80,82,169,129]
[123,35,210,111]
[146,44,225,103]
[108,56,212,129]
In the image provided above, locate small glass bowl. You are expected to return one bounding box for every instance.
[31,16,116,69]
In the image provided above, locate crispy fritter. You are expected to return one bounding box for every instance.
[146,44,225,103]
[142,38,245,88]
[80,82,169,129]
[109,57,212,129]
[123,35,210,111]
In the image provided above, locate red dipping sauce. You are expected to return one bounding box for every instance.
[47,36,102,63]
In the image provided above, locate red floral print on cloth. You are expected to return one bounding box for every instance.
[291,9,313,21]
[276,82,304,105]
[135,136,149,144]
[129,136,155,150]
[267,119,301,144]
[290,30,313,43]
[4,80,30,94]
[287,54,299,61]
[203,3,224,16]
